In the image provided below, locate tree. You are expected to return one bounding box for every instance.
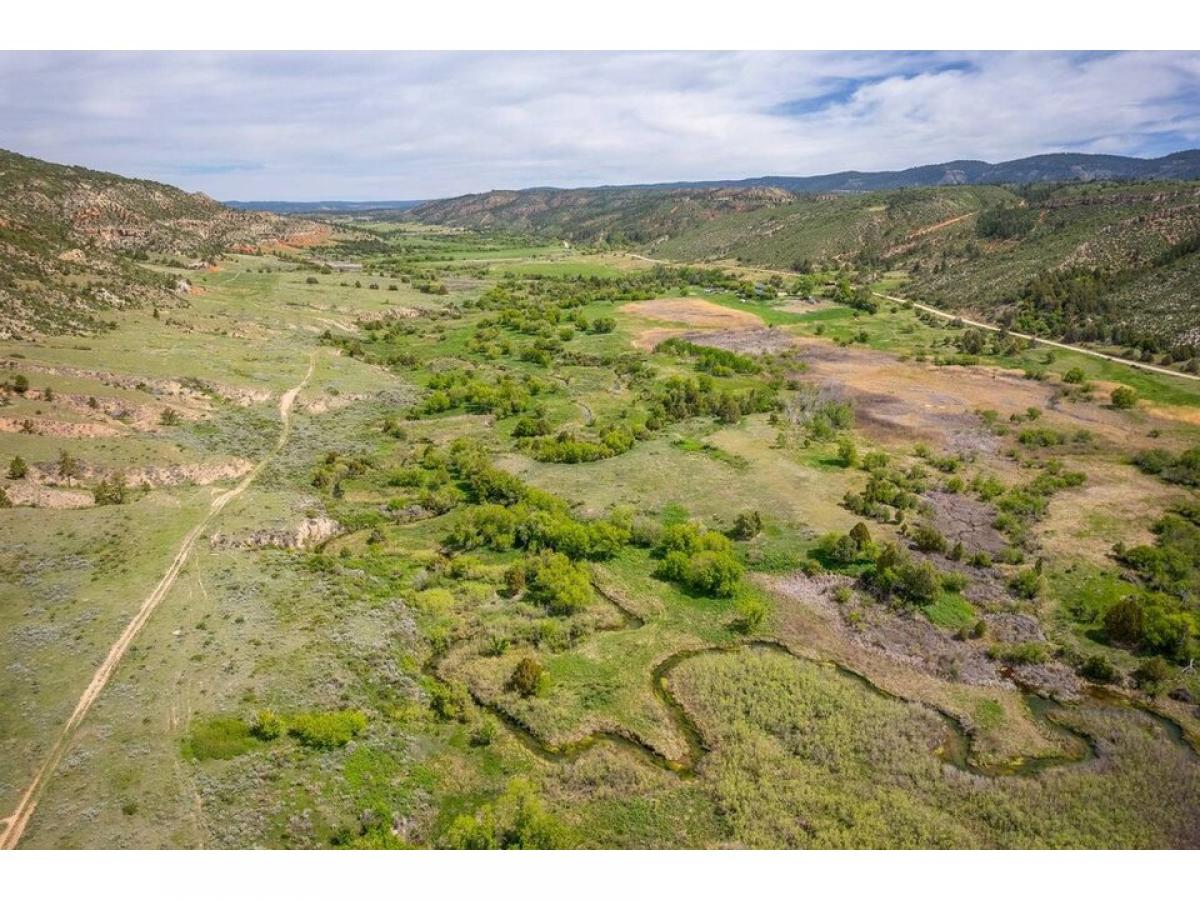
[1110,386,1137,409]
[12,374,29,395]
[8,456,27,480]
[508,657,544,697]
[56,449,79,486]
[849,521,873,549]
[684,550,743,597]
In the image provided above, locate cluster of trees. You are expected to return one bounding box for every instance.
[448,498,632,562]
[655,338,762,376]
[861,540,965,607]
[829,277,879,313]
[975,206,1037,239]
[1097,502,1200,660]
[652,522,744,597]
[92,471,129,506]
[1133,444,1200,487]
[647,375,776,430]
[525,424,639,464]
[415,371,549,419]
[842,452,930,522]
[439,778,566,850]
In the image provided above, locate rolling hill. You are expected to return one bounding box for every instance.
[407,155,1200,354]
[0,148,326,337]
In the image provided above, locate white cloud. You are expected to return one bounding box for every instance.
[0,51,1197,199]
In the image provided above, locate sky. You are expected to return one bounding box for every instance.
[1,51,1199,201]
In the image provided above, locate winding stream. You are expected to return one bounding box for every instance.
[421,583,1200,781]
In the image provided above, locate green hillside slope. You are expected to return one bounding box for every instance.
[0,149,323,336]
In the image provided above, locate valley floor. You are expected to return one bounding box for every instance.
[2,236,1198,849]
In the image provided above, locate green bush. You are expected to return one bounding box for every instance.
[250,708,286,740]
[439,778,567,849]
[509,657,545,697]
[523,551,593,614]
[286,709,368,749]
[1111,386,1137,409]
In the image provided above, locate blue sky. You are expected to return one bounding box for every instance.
[1,51,1198,200]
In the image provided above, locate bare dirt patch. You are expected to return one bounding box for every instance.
[790,336,1165,454]
[0,416,122,438]
[2,480,94,508]
[682,327,797,356]
[621,297,762,330]
[924,490,1008,556]
[210,513,341,551]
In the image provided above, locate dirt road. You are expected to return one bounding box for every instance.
[871,291,1200,383]
[0,353,316,850]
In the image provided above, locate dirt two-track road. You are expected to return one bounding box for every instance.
[0,354,317,850]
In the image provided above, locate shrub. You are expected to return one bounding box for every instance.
[429,681,472,722]
[732,594,768,633]
[1133,657,1172,695]
[1008,568,1042,599]
[911,522,947,553]
[250,708,286,740]
[509,657,545,697]
[729,510,762,540]
[283,709,367,749]
[1110,386,1137,409]
[439,779,566,849]
[1103,596,1144,646]
[7,456,26,480]
[1079,655,1117,684]
[523,551,593,614]
[469,718,498,747]
[987,642,1049,665]
[1063,367,1086,384]
[159,408,181,426]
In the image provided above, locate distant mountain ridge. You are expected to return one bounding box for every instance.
[604,150,1200,194]
[226,199,424,214]
[405,149,1200,245]
[228,151,1200,215]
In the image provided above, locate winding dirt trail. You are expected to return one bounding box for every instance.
[870,291,1200,383]
[0,353,316,851]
